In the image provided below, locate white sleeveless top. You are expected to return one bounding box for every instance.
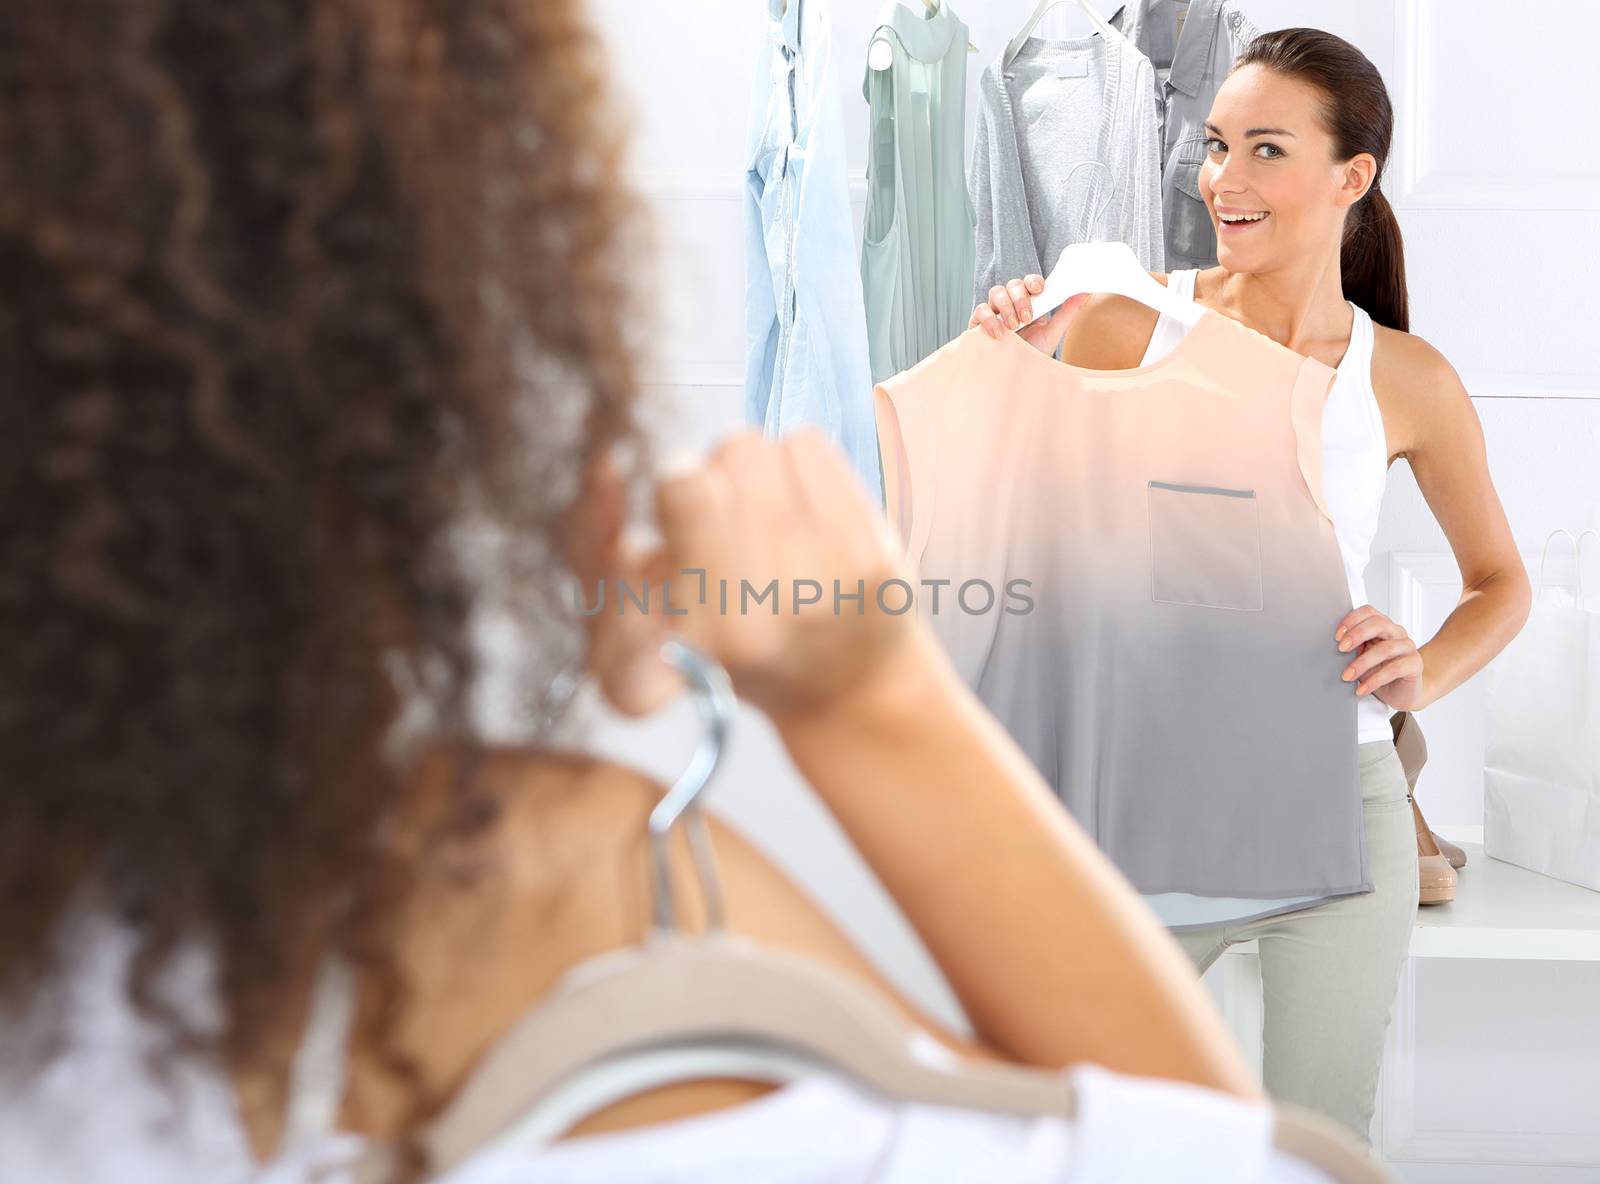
[1138,270,1394,931]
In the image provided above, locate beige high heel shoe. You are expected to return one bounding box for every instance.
[1389,710,1458,905]
[1389,710,1466,868]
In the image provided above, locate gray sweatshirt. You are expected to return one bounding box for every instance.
[969,24,1164,308]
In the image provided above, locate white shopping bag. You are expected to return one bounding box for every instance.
[1484,529,1600,892]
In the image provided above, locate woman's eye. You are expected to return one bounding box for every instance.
[1204,138,1284,159]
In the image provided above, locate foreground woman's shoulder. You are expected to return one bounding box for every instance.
[408,746,1007,1065]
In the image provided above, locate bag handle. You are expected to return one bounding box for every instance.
[1534,527,1599,610]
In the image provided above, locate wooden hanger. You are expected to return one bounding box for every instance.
[409,638,1400,1184]
[1004,0,1119,67]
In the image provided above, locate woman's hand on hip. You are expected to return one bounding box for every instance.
[1336,606,1426,711]
[580,428,929,727]
[969,275,1084,355]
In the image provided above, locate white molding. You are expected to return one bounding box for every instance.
[1372,965,1600,1167]
[1389,548,1588,640]
[1219,953,1263,1079]
[1388,550,1461,639]
[1391,0,1600,211]
[1380,957,1419,1159]
[1459,375,1600,401]
[1391,0,1429,204]
[1386,956,1600,1166]
[644,368,746,390]
[1390,1130,1600,1167]
[628,169,869,202]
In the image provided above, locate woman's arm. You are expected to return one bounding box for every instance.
[1338,333,1533,709]
[1397,338,1533,705]
[767,623,1263,1101]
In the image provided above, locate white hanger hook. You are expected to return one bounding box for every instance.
[1062,158,1115,245]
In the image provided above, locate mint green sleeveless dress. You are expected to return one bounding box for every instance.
[860,0,977,385]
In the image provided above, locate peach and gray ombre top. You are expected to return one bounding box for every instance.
[873,310,1370,907]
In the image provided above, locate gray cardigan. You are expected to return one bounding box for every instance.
[969,24,1164,307]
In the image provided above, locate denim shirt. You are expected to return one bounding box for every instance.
[1108,0,1262,270]
[745,0,884,507]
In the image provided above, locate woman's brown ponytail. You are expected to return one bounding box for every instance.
[1233,28,1410,332]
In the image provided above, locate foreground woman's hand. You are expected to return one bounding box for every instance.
[577,427,928,726]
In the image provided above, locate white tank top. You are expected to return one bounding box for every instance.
[1145,269,1394,745]
[1138,271,1393,932]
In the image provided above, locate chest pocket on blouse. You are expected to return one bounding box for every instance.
[1148,480,1264,611]
[1165,134,1214,266]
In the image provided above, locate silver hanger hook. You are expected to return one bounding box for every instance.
[648,637,734,935]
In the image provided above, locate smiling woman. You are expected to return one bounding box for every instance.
[1209,31,1410,332]
[969,22,1530,1151]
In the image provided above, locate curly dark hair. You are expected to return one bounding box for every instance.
[0,0,656,1164]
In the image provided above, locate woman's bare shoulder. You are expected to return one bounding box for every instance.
[361,746,1007,1134]
[1367,322,1467,463]
[495,748,1005,1058]
[1058,278,1166,370]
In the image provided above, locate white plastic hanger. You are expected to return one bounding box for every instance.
[869,0,978,72]
[923,0,980,54]
[1004,0,1119,67]
[409,638,1401,1184]
[1020,240,1209,331]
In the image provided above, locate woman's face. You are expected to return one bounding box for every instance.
[1198,64,1375,270]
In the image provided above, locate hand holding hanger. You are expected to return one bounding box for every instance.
[970,240,1205,356]
[570,428,924,727]
[970,273,1091,354]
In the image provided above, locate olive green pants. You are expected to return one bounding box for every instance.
[1170,739,1420,1147]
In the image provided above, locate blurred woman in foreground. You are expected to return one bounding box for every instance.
[0,1,1265,1179]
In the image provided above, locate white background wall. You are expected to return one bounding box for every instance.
[566,1,1600,1175]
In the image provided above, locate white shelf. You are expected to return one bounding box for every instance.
[1408,839,1600,960]
[1221,838,1600,963]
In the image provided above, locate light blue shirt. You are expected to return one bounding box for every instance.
[745,0,884,506]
